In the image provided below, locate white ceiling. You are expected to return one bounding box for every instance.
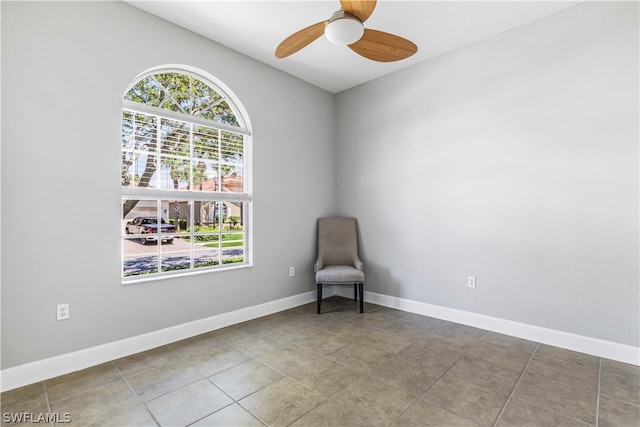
[128,0,581,93]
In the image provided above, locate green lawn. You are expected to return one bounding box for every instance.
[203,233,244,248]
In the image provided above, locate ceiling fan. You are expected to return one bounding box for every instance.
[275,0,418,62]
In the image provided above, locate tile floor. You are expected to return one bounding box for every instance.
[2,296,639,427]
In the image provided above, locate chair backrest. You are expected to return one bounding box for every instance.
[317,217,359,267]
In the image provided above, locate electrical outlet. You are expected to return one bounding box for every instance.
[289,267,295,277]
[57,303,70,320]
[468,277,476,288]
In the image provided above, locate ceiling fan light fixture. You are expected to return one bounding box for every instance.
[325,11,364,45]
[275,1,417,62]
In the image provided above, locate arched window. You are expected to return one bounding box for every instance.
[121,66,251,281]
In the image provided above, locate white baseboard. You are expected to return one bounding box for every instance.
[3,287,637,392]
[334,287,640,366]
[0,290,317,392]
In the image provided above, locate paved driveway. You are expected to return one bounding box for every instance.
[122,237,243,275]
[123,236,191,255]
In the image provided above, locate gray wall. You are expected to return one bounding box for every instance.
[1,1,335,369]
[335,1,639,347]
[2,0,638,371]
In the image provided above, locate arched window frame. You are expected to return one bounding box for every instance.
[121,65,252,282]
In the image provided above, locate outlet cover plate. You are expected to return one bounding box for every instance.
[57,303,69,320]
[468,277,476,288]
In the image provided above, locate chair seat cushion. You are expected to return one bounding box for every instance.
[316,265,364,284]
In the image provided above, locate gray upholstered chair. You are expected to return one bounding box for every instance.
[314,217,365,314]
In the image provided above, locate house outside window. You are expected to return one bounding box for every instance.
[121,67,251,282]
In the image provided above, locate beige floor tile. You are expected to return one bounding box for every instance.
[231,332,288,357]
[398,313,446,328]
[510,372,597,424]
[600,369,640,405]
[601,359,640,378]
[281,303,318,317]
[326,304,365,316]
[256,342,327,375]
[526,354,599,392]
[361,301,385,312]
[127,360,203,402]
[327,343,395,373]
[598,396,640,427]
[215,322,264,343]
[370,356,443,397]
[352,326,414,354]
[325,322,376,342]
[288,355,363,397]
[445,353,522,395]
[534,344,599,369]
[430,323,486,346]
[398,336,468,371]
[298,312,357,331]
[285,304,319,315]
[394,399,479,426]
[49,379,139,426]
[191,403,265,426]
[0,382,47,412]
[185,343,251,377]
[240,313,292,331]
[146,379,232,426]
[209,359,283,400]
[114,345,178,378]
[368,306,409,320]
[290,399,374,427]
[268,321,320,341]
[383,320,436,341]
[167,331,228,359]
[314,308,362,320]
[464,341,532,372]
[321,295,358,310]
[417,332,474,353]
[0,383,49,427]
[290,329,351,355]
[423,377,508,425]
[347,312,399,329]
[277,311,312,323]
[45,362,123,403]
[239,378,325,427]
[89,404,158,426]
[480,332,538,354]
[316,303,360,316]
[333,376,416,426]
[497,399,589,426]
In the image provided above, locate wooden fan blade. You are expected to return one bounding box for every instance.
[275,21,327,58]
[340,0,377,22]
[349,29,417,62]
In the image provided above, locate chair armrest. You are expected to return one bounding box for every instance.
[314,257,323,273]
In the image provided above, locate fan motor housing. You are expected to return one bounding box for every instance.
[325,10,364,45]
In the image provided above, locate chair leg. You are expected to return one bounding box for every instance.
[358,283,364,313]
[317,284,323,314]
[353,283,357,301]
